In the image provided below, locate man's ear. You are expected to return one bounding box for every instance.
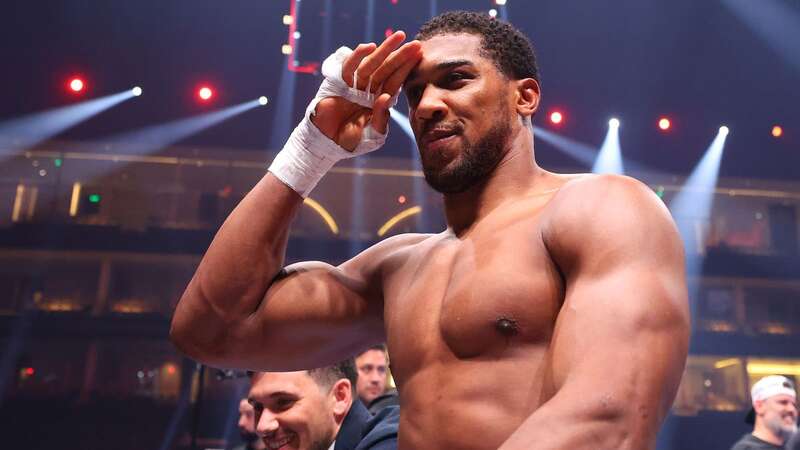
[515,78,540,120]
[331,379,353,420]
[754,399,766,416]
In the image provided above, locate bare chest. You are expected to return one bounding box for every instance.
[382,216,564,380]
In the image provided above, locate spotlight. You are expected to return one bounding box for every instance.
[293,31,301,39]
[282,15,293,25]
[489,9,498,17]
[131,86,143,97]
[282,44,292,55]
[609,118,620,129]
[258,96,269,106]
[719,125,729,136]
[495,0,507,4]
[549,111,563,125]
[772,125,783,138]
[69,78,85,93]
[198,86,213,101]
[658,117,671,131]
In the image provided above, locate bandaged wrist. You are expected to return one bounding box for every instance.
[268,116,348,198]
[267,46,398,197]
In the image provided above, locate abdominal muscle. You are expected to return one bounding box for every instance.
[393,348,550,450]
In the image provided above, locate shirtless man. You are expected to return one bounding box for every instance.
[171,11,690,450]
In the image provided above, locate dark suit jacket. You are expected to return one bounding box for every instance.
[334,400,399,450]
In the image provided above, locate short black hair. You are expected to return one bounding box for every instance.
[357,344,387,356]
[307,358,358,396]
[416,10,540,83]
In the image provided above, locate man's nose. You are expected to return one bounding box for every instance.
[415,85,448,121]
[256,411,279,436]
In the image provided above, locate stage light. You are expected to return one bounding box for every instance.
[258,96,269,106]
[772,125,783,137]
[198,86,213,101]
[131,86,142,97]
[293,31,301,39]
[549,111,563,125]
[658,117,671,131]
[496,0,508,5]
[719,125,729,136]
[609,118,620,129]
[282,44,292,55]
[282,15,293,25]
[398,195,407,204]
[489,9,498,17]
[69,78,84,93]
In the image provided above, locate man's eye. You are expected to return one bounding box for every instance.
[275,398,295,410]
[446,72,468,83]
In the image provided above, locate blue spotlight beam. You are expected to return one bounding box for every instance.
[591,122,624,175]
[390,108,431,231]
[0,89,136,156]
[533,125,597,167]
[668,127,728,325]
[107,99,261,155]
[669,129,729,229]
[722,0,800,73]
[269,56,297,150]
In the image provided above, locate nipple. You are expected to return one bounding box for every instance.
[495,317,519,336]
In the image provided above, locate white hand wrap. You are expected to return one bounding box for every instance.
[268,46,399,197]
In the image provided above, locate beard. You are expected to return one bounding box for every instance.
[765,414,798,441]
[420,111,512,194]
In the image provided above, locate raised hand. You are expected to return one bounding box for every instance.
[311,31,422,151]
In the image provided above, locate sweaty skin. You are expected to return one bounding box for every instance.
[171,31,690,450]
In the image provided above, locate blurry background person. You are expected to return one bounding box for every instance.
[231,397,265,450]
[731,375,798,450]
[354,345,398,414]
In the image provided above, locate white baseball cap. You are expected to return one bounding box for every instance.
[745,375,796,424]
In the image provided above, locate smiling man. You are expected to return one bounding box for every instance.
[248,361,398,450]
[731,375,798,450]
[171,11,690,450]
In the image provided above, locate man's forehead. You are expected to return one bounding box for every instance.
[357,349,387,365]
[406,33,487,81]
[249,371,312,399]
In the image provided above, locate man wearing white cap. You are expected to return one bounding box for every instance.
[731,375,798,449]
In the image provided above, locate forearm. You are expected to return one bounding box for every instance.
[170,173,303,358]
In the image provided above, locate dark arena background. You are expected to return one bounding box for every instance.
[1,1,799,449]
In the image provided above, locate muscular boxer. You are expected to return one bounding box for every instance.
[171,11,690,450]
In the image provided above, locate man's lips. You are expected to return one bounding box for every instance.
[420,128,458,146]
[264,433,296,449]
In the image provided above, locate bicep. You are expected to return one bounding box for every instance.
[542,175,690,439]
[228,260,385,371]
[549,266,689,416]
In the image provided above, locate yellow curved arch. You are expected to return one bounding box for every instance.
[377,206,422,237]
[303,197,339,235]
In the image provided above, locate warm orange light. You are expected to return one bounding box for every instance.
[658,117,671,131]
[550,111,563,125]
[772,125,783,138]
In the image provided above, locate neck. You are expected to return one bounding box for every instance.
[443,125,544,236]
[753,421,786,446]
